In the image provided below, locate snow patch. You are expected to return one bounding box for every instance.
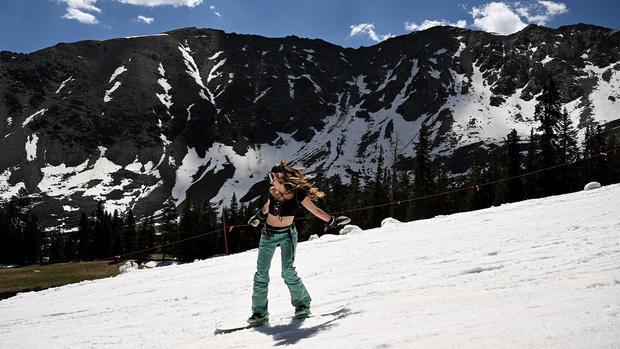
[25,133,38,161]
[104,81,121,103]
[254,87,271,103]
[0,167,25,200]
[178,45,206,90]
[119,261,139,274]
[22,109,47,127]
[4,183,619,348]
[109,66,127,84]
[56,76,74,94]
[339,225,363,235]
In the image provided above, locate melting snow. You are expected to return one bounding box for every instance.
[36,147,161,214]
[56,76,74,94]
[254,87,271,103]
[109,66,127,84]
[541,56,554,65]
[124,33,169,39]
[178,45,206,90]
[25,134,38,161]
[0,167,25,200]
[104,81,121,103]
[22,109,47,127]
[1,184,619,348]
[209,51,224,60]
[454,42,467,58]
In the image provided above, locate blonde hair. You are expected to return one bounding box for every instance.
[271,160,325,200]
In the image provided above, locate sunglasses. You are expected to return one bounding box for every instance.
[268,172,290,182]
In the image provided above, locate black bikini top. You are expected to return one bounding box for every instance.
[268,189,307,217]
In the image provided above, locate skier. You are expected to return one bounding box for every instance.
[245,160,350,326]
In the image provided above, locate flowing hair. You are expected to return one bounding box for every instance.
[271,160,325,200]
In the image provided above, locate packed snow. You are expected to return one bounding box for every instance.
[1,184,619,348]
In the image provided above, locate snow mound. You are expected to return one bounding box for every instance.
[308,234,320,241]
[381,217,402,227]
[118,261,139,274]
[584,181,601,190]
[339,224,363,235]
[141,261,179,268]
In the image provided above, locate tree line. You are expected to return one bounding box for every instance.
[1,77,618,266]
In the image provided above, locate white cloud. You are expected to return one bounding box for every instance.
[471,2,527,34]
[349,23,395,43]
[405,19,467,31]
[57,0,101,13]
[57,0,101,24]
[136,15,154,24]
[209,5,221,17]
[539,0,568,15]
[114,0,203,7]
[62,7,99,24]
[471,1,568,34]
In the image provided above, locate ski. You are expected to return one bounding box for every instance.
[214,304,349,335]
[288,303,349,320]
[213,323,260,335]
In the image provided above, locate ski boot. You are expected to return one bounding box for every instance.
[294,301,311,319]
[247,312,269,327]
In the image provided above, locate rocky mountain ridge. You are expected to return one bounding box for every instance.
[1,23,619,229]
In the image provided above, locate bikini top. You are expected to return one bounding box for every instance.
[268,188,307,217]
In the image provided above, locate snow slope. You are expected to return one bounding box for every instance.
[1,185,619,348]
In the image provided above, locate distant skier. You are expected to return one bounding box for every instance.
[245,160,350,326]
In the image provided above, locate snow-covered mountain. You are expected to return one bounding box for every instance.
[1,184,619,348]
[1,24,619,228]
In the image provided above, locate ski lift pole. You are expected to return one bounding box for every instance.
[222,212,229,255]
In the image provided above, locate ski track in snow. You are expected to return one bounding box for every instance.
[1,184,619,348]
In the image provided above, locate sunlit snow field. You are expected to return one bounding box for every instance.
[1,184,619,348]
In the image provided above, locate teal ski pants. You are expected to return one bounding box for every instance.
[251,225,311,314]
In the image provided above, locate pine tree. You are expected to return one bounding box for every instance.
[110,210,123,259]
[590,125,610,184]
[524,128,542,199]
[557,108,579,164]
[21,213,41,265]
[395,169,411,221]
[534,77,562,195]
[77,212,91,261]
[408,123,435,220]
[434,158,452,215]
[556,108,579,192]
[367,145,387,227]
[160,198,178,261]
[496,129,523,204]
[466,151,485,211]
[48,229,67,264]
[123,210,136,257]
[178,198,199,261]
[344,174,364,227]
[226,193,241,253]
[606,135,619,184]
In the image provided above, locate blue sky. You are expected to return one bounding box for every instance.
[1,0,619,53]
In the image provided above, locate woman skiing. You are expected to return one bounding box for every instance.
[246,160,350,326]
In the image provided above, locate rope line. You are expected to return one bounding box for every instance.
[104,146,618,260]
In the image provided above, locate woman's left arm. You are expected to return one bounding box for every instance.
[300,197,331,222]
